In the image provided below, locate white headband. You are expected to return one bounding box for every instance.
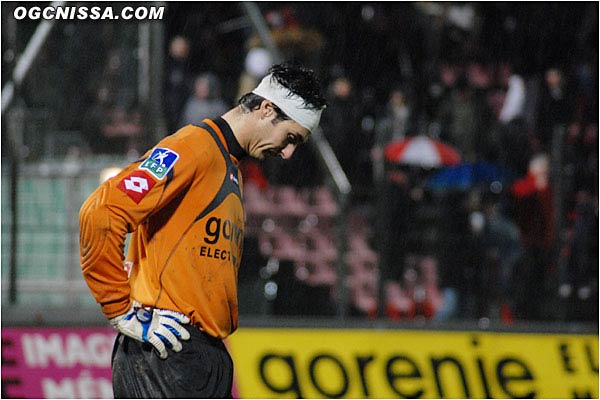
[252,74,323,132]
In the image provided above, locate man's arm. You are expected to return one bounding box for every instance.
[79,172,193,359]
[79,181,136,318]
[79,130,206,318]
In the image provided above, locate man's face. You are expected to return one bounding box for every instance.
[249,101,310,160]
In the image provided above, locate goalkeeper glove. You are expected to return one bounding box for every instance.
[110,302,190,359]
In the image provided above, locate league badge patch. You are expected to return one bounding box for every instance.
[139,147,180,180]
[117,170,156,204]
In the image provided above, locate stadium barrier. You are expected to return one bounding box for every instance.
[229,328,598,399]
[2,325,597,399]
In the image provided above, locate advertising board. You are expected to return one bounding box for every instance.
[228,328,599,398]
[2,327,598,398]
[2,328,115,398]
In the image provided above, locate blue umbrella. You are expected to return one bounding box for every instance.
[425,162,513,192]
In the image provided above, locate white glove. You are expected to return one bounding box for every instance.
[110,302,191,359]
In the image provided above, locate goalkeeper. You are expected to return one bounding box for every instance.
[79,62,326,398]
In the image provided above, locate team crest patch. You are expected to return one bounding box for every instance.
[139,147,180,180]
[117,170,156,204]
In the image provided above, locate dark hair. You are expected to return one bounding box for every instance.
[238,93,291,123]
[238,62,327,121]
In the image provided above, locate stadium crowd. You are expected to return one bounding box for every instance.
[12,3,597,323]
[177,3,596,324]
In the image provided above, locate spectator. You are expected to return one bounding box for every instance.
[559,191,599,321]
[83,84,143,156]
[101,106,144,158]
[466,62,496,161]
[180,73,229,126]
[480,192,523,323]
[237,45,273,100]
[535,67,575,151]
[437,77,479,162]
[376,164,412,296]
[266,5,325,66]
[401,265,421,318]
[572,61,598,125]
[372,87,413,182]
[384,280,413,320]
[420,256,458,322]
[320,74,363,185]
[497,65,526,124]
[494,63,530,175]
[386,255,456,321]
[559,114,597,321]
[573,124,598,194]
[165,36,193,132]
[509,153,554,319]
[426,63,461,124]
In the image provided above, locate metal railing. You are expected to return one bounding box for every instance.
[1,157,129,307]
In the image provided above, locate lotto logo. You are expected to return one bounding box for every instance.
[123,261,134,278]
[139,147,179,180]
[124,177,149,193]
[117,170,156,203]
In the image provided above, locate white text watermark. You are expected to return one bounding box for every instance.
[13,6,165,21]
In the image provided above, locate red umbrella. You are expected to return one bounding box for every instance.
[384,135,461,168]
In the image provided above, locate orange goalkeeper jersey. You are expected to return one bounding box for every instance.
[79,118,246,339]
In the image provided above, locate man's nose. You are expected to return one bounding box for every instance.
[279,143,297,160]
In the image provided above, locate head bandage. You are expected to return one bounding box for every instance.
[252,74,323,132]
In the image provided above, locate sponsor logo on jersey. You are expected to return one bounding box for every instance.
[117,170,156,203]
[139,147,179,180]
[123,261,134,278]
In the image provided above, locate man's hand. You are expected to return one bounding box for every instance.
[110,302,190,359]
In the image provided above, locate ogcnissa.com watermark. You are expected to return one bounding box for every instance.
[13,5,165,21]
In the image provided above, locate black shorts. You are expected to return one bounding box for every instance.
[111,327,233,398]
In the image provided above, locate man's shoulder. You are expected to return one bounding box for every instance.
[146,125,221,167]
[165,124,220,147]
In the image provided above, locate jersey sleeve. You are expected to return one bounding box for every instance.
[79,129,210,318]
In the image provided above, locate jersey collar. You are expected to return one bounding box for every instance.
[214,117,247,161]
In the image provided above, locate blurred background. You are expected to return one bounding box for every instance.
[3,0,598,324]
[1,2,598,397]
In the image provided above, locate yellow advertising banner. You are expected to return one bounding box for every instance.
[227,328,598,398]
